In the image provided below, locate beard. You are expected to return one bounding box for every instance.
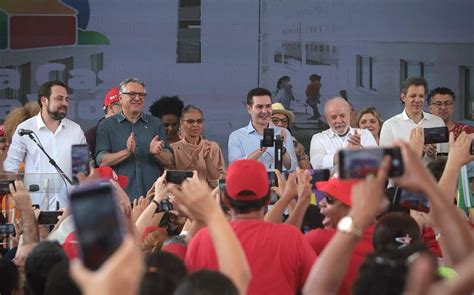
[48,107,67,121]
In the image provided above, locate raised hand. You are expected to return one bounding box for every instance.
[127,132,136,154]
[347,129,361,148]
[149,135,165,155]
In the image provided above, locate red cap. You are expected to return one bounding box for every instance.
[162,242,187,261]
[103,87,120,109]
[315,178,361,206]
[226,159,269,201]
[96,166,128,189]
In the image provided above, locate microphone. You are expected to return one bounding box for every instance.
[18,129,34,136]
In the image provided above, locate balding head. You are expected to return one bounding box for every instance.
[324,97,351,135]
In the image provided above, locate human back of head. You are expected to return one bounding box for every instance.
[223,159,270,215]
[174,270,238,295]
[324,97,351,135]
[373,212,420,251]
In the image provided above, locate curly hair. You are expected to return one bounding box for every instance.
[149,96,184,119]
[4,101,40,143]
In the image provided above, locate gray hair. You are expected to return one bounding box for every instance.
[119,77,146,94]
[324,96,351,114]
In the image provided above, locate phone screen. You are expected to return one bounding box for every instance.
[398,189,430,213]
[338,147,404,179]
[0,224,15,236]
[70,181,125,270]
[424,127,449,144]
[72,144,91,177]
[38,211,63,225]
[261,128,275,147]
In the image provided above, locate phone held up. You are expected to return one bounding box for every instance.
[260,128,275,148]
[338,147,404,179]
[165,170,193,185]
[69,180,126,270]
[423,127,449,145]
[71,144,91,182]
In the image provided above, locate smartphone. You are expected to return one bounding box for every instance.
[267,171,279,188]
[424,127,449,144]
[394,189,430,213]
[471,139,474,155]
[37,211,63,225]
[72,144,91,178]
[165,170,193,185]
[158,199,174,212]
[69,180,125,270]
[338,147,404,179]
[0,180,14,194]
[260,128,275,147]
[0,224,15,236]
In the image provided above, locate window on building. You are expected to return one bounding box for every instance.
[177,0,201,63]
[460,66,474,121]
[90,52,104,86]
[356,55,376,91]
[400,60,435,88]
[0,62,31,104]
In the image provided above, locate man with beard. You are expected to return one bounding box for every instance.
[228,87,297,171]
[380,77,446,158]
[309,97,376,171]
[427,87,474,139]
[4,80,86,207]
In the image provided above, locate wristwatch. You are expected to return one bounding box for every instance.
[337,216,363,238]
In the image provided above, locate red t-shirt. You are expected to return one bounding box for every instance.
[305,226,375,295]
[450,122,474,139]
[185,219,317,295]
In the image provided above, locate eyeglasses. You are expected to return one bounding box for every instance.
[271,117,289,124]
[122,92,147,98]
[430,101,453,107]
[183,119,204,125]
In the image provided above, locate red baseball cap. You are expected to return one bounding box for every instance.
[103,87,120,109]
[96,166,128,189]
[315,178,361,206]
[226,159,269,201]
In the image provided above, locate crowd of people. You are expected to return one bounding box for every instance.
[0,75,473,295]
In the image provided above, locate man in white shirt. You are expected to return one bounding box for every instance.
[4,80,86,208]
[309,97,377,171]
[379,77,446,156]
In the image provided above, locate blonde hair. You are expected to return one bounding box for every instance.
[141,229,169,254]
[356,107,384,135]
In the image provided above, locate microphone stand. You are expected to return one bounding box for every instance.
[274,135,283,172]
[25,133,73,185]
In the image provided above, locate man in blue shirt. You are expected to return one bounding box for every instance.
[228,88,297,171]
[95,78,173,200]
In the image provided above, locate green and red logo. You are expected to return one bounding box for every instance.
[0,0,109,50]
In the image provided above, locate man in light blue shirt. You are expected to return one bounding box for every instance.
[228,88,297,171]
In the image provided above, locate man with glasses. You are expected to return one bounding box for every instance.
[380,77,446,158]
[85,87,123,165]
[428,87,473,139]
[228,88,297,171]
[305,178,375,294]
[95,77,173,200]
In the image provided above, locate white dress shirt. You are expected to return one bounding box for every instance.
[309,127,377,170]
[4,113,86,208]
[379,110,447,152]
